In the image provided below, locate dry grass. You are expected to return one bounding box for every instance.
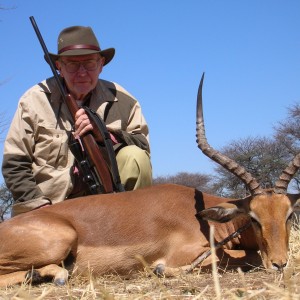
[1,221,300,300]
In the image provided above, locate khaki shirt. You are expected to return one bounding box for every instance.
[2,77,150,215]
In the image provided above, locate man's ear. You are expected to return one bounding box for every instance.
[100,57,105,66]
[55,61,63,75]
[197,202,247,223]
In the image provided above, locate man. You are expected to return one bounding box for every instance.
[2,25,152,216]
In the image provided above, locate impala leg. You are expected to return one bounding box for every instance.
[0,265,69,287]
[26,264,69,286]
[0,271,29,287]
[151,248,262,277]
[153,264,193,277]
[184,249,262,272]
[0,212,78,287]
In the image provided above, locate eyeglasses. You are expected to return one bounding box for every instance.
[60,59,101,73]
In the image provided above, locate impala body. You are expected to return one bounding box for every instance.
[0,183,299,287]
[0,73,299,287]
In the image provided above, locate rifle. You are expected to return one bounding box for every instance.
[30,16,124,194]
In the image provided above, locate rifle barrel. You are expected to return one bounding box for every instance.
[29,16,66,98]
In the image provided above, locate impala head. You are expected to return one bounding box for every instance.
[196,73,300,271]
[248,191,297,270]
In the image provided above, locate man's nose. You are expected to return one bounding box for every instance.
[78,63,87,73]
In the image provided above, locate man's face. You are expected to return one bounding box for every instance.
[56,53,105,100]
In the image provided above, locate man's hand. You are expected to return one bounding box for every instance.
[74,108,118,144]
[74,108,94,138]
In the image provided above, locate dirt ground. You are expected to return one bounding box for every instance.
[1,265,300,300]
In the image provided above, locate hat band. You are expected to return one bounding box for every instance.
[58,44,100,54]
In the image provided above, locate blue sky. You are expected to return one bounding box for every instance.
[0,0,300,181]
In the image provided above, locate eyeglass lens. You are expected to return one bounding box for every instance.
[62,60,99,73]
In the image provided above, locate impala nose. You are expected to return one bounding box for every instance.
[272,262,287,272]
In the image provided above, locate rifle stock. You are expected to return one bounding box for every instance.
[65,98,114,194]
[30,16,114,194]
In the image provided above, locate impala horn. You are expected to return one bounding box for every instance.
[196,73,264,196]
[274,153,300,194]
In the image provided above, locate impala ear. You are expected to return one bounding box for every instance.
[197,202,246,223]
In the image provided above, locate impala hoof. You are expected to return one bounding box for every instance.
[153,263,165,277]
[54,278,67,286]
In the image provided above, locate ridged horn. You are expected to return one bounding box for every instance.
[274,153,300,194]
[196,73,264,196]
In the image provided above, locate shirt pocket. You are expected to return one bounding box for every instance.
[35,127,69,169]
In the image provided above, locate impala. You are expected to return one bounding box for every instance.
[0,73,299,287]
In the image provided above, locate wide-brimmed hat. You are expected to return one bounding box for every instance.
[46,26,115,67]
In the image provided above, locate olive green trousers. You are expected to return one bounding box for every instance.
[116,145,152,191]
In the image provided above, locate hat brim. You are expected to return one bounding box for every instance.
[45,47,115,68]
